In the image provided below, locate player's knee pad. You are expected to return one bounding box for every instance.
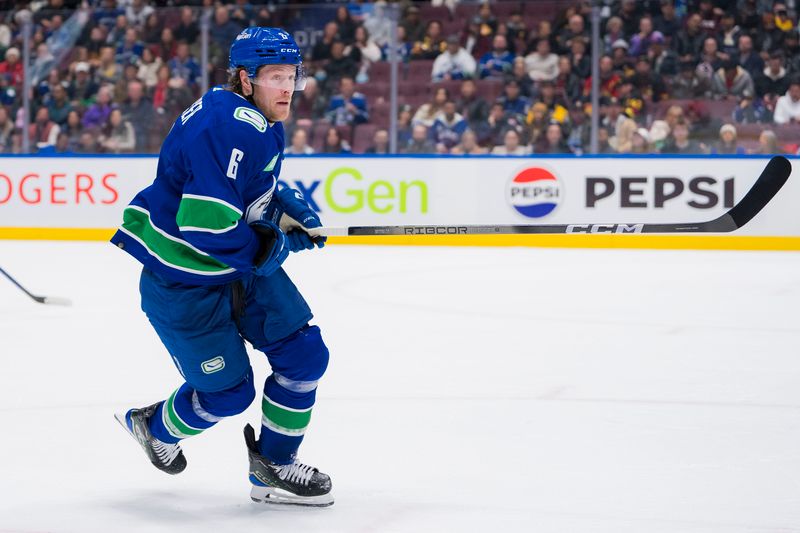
[196,367,256,417]
[268,325,329,393]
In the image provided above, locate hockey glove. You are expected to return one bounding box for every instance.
[250,220,289,277]
[265,187,326,253]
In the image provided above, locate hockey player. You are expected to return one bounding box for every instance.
[111,27,333,507]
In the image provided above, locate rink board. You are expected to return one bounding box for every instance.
[0,154,797,250]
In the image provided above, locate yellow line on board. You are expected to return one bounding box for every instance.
[0,227,116,241]
[1,227,798,251]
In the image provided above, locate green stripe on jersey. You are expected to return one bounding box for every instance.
[264,154,279,172]
[262,395,312,434]
[176,195,242,233]
[163,389,204,439]
[120,206,234,275]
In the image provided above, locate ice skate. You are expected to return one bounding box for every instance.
[115,403,187,475]
[244,424,333,507]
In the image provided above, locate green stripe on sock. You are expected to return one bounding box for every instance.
[176,196,242,232]
[164,389,203,438]
[120,206,234,275]
[262,396,312,432]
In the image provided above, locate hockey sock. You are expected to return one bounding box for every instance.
[149,383,220,444]
[258,374,316,464]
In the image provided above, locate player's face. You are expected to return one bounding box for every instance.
[250,65,296,122]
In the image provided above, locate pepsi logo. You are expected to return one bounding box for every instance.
[507,167,561,218]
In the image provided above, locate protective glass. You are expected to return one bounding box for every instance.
[251,65,308,91]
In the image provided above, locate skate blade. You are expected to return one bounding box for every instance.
[114,411,143,448]
[114,412,133,436]
[250,485,334,507]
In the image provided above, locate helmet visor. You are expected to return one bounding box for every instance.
[251,65,307,91]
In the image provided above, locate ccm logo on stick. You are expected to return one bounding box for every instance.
[403,226,467,234]
[586,176,735,208]
[567,224,644,233]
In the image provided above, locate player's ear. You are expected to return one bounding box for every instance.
[239,69,253,96]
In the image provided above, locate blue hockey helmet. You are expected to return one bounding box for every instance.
[229,27,307,90]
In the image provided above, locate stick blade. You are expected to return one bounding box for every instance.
[725,156,791,229]
[42,296,72,306]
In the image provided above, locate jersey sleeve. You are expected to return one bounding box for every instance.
[175,123,271,272]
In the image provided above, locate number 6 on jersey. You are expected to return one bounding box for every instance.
[227,149,244,179]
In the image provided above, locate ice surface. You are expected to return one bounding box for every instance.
[0,241,799,533]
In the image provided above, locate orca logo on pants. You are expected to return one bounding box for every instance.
[507,167,561,218]
[201,356,226,374]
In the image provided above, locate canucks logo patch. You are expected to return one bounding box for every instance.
[233,107,267,132]
[201,356,225,374]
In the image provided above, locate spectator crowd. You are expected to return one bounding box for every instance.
[0,0,798,156]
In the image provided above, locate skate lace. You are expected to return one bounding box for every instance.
[152,438,181,466]
[274,462,315,486]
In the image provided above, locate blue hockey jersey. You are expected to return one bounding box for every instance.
[111,88,285,285]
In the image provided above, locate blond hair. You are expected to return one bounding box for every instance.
[613,118,638,153]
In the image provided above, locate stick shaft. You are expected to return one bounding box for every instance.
[0,266,40,300]
[314,222,716,237]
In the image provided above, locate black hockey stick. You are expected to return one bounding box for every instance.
[0,266,72,306]
[308,156,791,237]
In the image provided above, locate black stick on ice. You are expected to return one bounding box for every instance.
[308,156,792,237]
[0,266,72,306]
